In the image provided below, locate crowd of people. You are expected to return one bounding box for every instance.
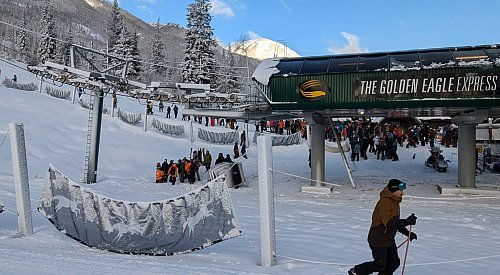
[146,100,463,182]
[154,146,248,184]
[322,121,459,162]
[255,119,308,138]
[138,100,312,141]
[156,148,207,185]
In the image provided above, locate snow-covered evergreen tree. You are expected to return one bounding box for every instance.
[107,0,122,50]
[17,14,29,63]
[218,47,241,93]
[56,28,73,66]
[149,19,166,78]
[128,30,142,80]
[37,0,57,63]
[111,26,141,80]
[181,0,217,85]
[111,23,130,69]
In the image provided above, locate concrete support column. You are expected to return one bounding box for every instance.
[458,123,476,188]
[310,124,325,186]
[9,123,33,237]
[257,135,276,267]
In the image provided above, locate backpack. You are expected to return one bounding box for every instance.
[380,140,387,149]
[169,165,177,175]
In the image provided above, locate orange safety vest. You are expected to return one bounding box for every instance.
[185,162,192,173]
[156,169,164,181]
[168,164,178,175]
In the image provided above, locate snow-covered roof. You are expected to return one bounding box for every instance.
[252,43,500,85]
[251,58,281,86]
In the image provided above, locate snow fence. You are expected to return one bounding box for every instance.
[252,131,302,146]
[79,97,109,114]
[198,128,239,144]
[117,108,141,125]
[38,164,242,255]
[151,118,185,136]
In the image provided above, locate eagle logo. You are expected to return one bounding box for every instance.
[298,79,329,100]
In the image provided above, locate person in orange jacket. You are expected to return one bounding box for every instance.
[155,163,165,183]
[184,160,194,184]
[167,161,179,185]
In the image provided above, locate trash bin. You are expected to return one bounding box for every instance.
[227,163,245,188]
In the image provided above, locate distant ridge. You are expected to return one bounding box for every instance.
[226,38,301,60]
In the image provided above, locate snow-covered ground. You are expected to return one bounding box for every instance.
[1,59,500,275]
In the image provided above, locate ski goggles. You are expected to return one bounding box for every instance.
[398,182,407,190]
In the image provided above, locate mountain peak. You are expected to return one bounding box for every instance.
[226,38,300,60]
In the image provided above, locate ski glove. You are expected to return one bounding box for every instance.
[399,213,417,227]
[409,232,417,241]
[398,227,418,241]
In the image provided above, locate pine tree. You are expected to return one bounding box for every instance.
[37,0,57,63]
[111,26,141,80]
[107,0,122,50]
[17,13,29,63]
[128,30,142,80]
[57,28,73,66]
[181,0,217,85]
[218,47,241,93]
[150,19,166,78]
[111,23,130,72]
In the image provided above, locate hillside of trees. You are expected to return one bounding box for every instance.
[0,0,258,89]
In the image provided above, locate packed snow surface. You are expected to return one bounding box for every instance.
[1,60,500,274]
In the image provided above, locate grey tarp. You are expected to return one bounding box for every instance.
[38,165,242,255]
[252,132,302,146]
[198,128,238,144]
[152,118,185,136]
[324,139,351,153]
[117,108,142,125]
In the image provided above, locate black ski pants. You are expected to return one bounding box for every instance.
[354,244,400,275]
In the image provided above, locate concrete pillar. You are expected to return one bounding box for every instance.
[310,124,325,186]
[257,135,276,267]
[458,124,477,188]
[9,123,33,237]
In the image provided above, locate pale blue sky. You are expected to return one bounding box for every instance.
[116,0,500,57]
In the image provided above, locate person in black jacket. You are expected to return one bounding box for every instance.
[224,154,234,163]
[349,179,417,275]
[161,159,169,174]
[173,104,179,118]
[215,153,225,165]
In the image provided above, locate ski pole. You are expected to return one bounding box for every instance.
[397,239,408,249]
[401,224,412,275]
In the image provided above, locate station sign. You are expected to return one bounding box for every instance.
[353,72,500,99]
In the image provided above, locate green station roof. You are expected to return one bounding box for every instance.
[252,44,500,121]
